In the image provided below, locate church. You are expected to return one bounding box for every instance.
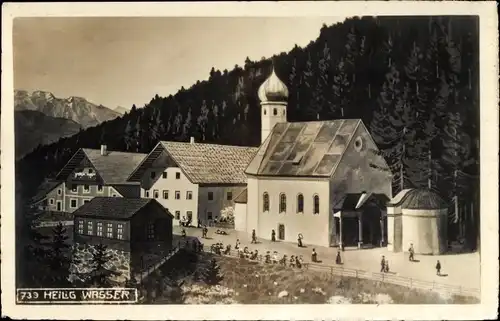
[235,68,393,248]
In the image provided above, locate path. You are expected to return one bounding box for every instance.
[174,226,480,291]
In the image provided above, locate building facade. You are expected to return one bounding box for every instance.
[240,69,392,248]
[387,188,448,255]
[71,197,173,283]
[128,139,257,227]
[32,145,145,213]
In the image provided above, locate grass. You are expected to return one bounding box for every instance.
[214,255,479,304]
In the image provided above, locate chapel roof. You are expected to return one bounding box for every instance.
[388,188,448,210]
[245,119,364,177]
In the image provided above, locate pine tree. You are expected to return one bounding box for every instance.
[182,107,193,141]
[202,258,223,286]
[197,100,209,141]
[85,244,120,288]
[48,222,71,286]
[332,58,350,118]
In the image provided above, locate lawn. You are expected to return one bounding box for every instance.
[146,252,478,304]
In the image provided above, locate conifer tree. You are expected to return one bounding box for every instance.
[48,222,71,286]
[332,58,350,118]
[85,244,120,288]
[202,258,223,286]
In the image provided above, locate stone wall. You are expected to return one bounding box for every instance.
[69,243,131,285]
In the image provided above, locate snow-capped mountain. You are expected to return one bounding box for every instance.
[14,90,121,128]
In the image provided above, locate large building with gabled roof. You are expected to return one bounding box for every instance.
[35,145,146,213]
[127,139,258,226]
[238,68,393,248]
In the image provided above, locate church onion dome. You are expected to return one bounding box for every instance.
[258,67,289,102]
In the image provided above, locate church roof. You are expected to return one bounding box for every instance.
[245,119,362,177]
[128,141,258,185]
[389,188,448,210]
[258,68,289,102]
[55,148,146,185]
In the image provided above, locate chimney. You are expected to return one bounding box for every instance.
[101,145,107,156]
[190,137,195,144]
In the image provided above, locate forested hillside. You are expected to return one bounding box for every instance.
[17,16,479,246]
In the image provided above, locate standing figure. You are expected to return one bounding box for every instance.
[290,255,295,268]
[408,243,415,262]
[435,260,441,276]
[271,229,276,242]
[251,229,257,244]
[335,251,342,265]
[235,239,240,250]
[181,228,187,238]
[380,255,386,272]
[297,233,303,247]
[311,248,318,263]
[384,260,390,273]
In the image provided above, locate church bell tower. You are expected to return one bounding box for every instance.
[257,66,289,144]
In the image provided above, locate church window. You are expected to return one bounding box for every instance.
[263,193,269,212]
[279,193,287,213]
[297,194,304,213]
[313,195,320,214]
[273,108,278,116]
[263,109,267,115]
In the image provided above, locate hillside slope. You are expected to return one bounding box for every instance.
[14,110,82,159]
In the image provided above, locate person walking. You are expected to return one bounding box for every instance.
[271,229,276,242]
[297,233,303,247]
[335,251,342,265]
[251,229,257,244]
[408,243,415,262]
[235,239,240,250]
[380,255,386,272]
[435,260,441,276]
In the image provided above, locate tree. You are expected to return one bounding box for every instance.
[202,258,223,286]
[197,100,209,141]
[47,222,71,286]
[84,244,120,287]
[332,58,350,118]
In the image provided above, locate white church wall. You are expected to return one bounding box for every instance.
[255,176,330,247]
[402,208,448,255]
[246,177,259,234]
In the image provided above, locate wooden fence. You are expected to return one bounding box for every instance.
[205,247,480,298]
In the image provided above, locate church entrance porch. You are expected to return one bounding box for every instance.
[332,192,389,249]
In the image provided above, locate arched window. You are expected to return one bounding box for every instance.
[313,195,320,214]
[263,193,269,212]
[296,194,304,213]
[263,108,267,115]
[273,108,278,116]
[279,193,287,213]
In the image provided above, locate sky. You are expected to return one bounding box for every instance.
[13,17,344,110]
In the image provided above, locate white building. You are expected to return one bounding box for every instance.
[235,68,393,248]
[387,188,448,255]
[127,139,258,227]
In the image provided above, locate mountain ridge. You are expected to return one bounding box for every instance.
[14,89,121,128]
